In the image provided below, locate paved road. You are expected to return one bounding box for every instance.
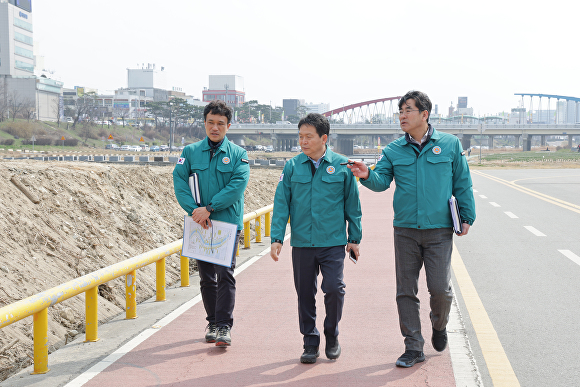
[454,168,580,387]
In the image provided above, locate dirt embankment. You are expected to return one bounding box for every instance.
[0,161,281,381]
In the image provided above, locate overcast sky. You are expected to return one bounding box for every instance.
[33,0,579,116]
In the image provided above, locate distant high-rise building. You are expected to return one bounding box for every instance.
[202,75,245,107]
[0,0,34,77]
[0,1,63,121]
[458,97,468,109]
[283,99,305,117]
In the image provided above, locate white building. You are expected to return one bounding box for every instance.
[202,75,245,107]
[304,102,330,115]
[0,0,34,77]
[0,0,62,121]
[127,64,168,101]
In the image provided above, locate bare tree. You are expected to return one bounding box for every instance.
[0,81,7,122]
[52,95,62,127]
[114,107,131,127]
[70,92,96,129]
[22,98,36,122]
[8,91,26,121]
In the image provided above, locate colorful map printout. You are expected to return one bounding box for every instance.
[181,216,237,267]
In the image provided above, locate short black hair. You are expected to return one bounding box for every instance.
[203,100,233,124]
[398,90,432,123]
[298,113,330,138]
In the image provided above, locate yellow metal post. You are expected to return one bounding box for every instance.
[180,255,190,287]
[244,220,251,248]
[125,270,137,319]
[255,216,262,243]
[156,258,166,301]
[265,211,271,237]
[85,286,99,342]
[31,308,49,374]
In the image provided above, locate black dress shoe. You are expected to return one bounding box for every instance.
[395,350,425,368]
[431,327,448,352]
[300,345,320,363]
[325,336,341,360]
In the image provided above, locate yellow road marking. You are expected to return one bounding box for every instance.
[452,244,520,386]
[472,170,580,213]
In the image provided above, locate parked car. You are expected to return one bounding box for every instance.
[105,144,119,150]
[120,145,131,151]
[291,146,300,152]
[159,145,169,151]
[140,144,150,151]
[150,145,160,152]
[265,146,273,152]
[130,145,141,152]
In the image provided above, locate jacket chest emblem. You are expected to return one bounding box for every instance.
[432,146,442,155]
[222,156,230,164]
[326,166,335,174]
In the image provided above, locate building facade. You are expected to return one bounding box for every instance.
[202,75,245,107]
[304,102,330,115]
[0,1,62,121]
[0,0,34,77]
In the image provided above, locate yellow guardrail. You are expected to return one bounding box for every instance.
[242,204,274,249]
[0,204,274,375]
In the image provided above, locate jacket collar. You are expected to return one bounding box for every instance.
[299,146,335,164]
[201,136,230,152]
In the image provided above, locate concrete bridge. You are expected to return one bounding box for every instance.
[227,123,580,154]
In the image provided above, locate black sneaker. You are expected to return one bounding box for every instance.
[205,323,217,343]
[325,336,341,360]
[431,327,448,352]
[395,350,425,368]
[215,326,231,347]
[300,345,320,364]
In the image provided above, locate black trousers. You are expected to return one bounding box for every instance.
[292,246,346,347]
[197,230,241,328]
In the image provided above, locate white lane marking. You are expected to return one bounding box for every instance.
[63,238,285,387]
[558,250,580,266]
[479,195,487,199]
[489,202,501,207]
[504,212,519,219]
[524,226,546,237]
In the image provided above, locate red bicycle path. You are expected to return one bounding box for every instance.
[83,187,456,387]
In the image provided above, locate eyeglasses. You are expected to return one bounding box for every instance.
[398,108,420,116]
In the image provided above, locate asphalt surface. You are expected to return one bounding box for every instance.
[453,168,580,387]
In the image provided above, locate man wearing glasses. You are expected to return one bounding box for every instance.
[348,90,475,367]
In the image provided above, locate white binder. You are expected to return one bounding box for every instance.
[448,196,462,234]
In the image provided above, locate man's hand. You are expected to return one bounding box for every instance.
[270,242,283,261]
[346,243,360,261]
[192,207,212,230]
[347,160,369,180]
[456,223,470,236]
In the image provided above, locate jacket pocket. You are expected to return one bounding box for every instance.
[426,156,452,179]
[291,174,311,184]
[191,163,209,173]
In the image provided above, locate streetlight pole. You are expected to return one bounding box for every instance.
[169,101,174,151]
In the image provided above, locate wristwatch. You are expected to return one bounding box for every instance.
[272,239,283,244]
[205,204,214,213]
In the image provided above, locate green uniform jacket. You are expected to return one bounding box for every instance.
[361,128,476,229]
[271,148,362,247]
[173,136,250,231]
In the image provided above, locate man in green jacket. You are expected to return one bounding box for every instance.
[270,113,362,364]
[348,90,476,368]
[173,100,250,347]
